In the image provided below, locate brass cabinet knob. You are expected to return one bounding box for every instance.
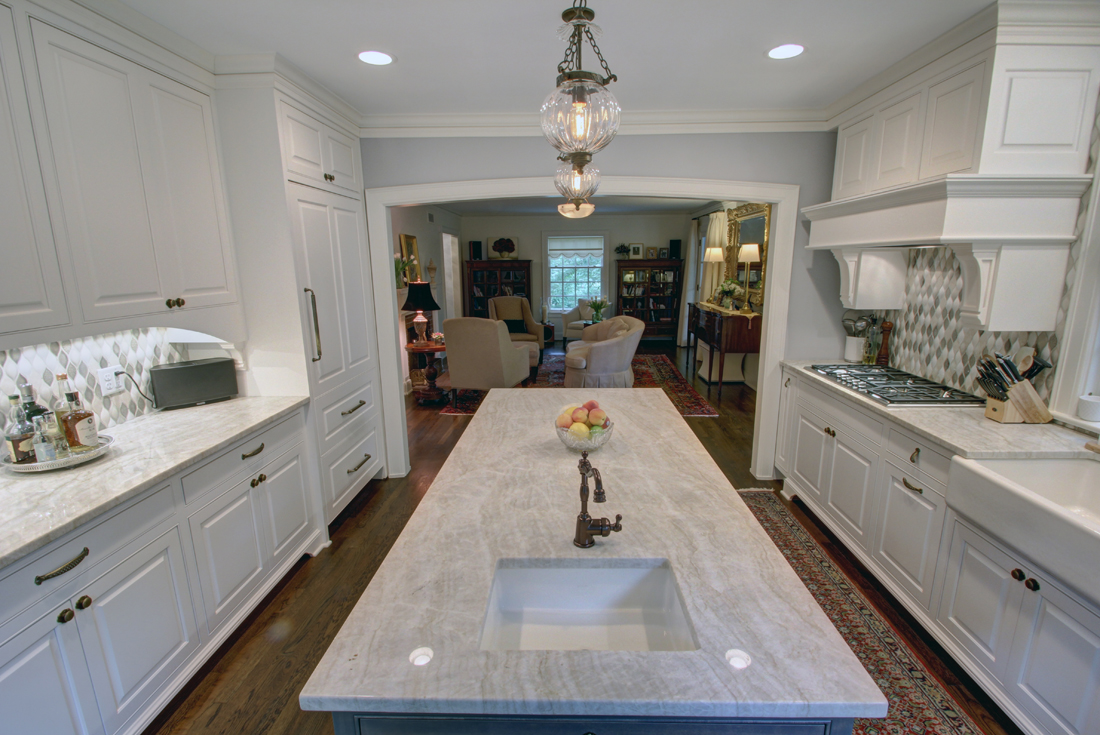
[76,595,93,610]
[57,608,75,624]
[1011,568,1026,581]
[166,299,175,309]
[823,426,836,437]
[250,473,268,488]
[1024,578,1041,592]
[176,298,185,307]
[258,474,266,483]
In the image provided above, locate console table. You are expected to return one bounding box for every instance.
[687,302,762,399]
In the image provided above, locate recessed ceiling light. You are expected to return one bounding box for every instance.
[359,50,393,65]
[767,44,804,60]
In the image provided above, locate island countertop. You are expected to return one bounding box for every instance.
[300,388,887,719]
[0,395,309,568]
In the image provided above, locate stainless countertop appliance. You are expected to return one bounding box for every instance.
[809,364,985,406]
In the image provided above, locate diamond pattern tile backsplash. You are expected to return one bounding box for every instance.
[1,328,185,430]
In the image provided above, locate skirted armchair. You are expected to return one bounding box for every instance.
[561,298,594,348]
[488,296,544,358]
[442,317,539,394]
[564,316,645,388]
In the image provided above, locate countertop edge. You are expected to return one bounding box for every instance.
[0,396,310,569]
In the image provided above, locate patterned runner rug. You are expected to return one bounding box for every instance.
[440,353,719,417]
[738,490,983,735]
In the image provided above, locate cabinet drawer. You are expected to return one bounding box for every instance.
[181,412,304,504]
[798,382,884,446]
[321,424,383,523]
[0,483,175,625]
[314,376,379,455]
[886,428,951,485]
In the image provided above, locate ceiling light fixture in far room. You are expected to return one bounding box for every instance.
[541,0,619,218]
[358,50,393,65]
[767,43,804,60]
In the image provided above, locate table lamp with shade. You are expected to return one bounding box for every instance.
[704,245,725,302]
[738,243,760,315]
[401,281,441,345]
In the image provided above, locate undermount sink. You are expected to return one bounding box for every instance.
[949,455,1100,604]
[479,558,698,651]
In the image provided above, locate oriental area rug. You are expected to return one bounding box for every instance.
[738,490,983,735]
[440,354,719,417]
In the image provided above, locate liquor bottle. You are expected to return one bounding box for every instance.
[53,373,72,427]
[31,416,58,462]
[18,383,49,422]
[5,396,35,464]
[62,391,99,453]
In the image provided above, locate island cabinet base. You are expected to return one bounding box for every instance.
[333,714,854,735]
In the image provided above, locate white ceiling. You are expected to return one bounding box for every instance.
[433,195,717,217]
[112,0,992,125]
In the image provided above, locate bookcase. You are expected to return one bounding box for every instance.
[616,259,684,337]
[464,260,532,318]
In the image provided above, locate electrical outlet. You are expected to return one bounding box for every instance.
[98,365,124,395]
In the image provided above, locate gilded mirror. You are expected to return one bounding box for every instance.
[725,202,771,307]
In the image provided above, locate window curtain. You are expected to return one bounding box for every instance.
[547,236,604,259]
[677,217,701,346]
[702,210,728,301]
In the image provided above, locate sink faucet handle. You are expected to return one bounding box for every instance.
[612,514,622,532]
[578,451,592,476]
[596,514,623,537]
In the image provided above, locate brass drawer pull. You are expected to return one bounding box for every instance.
[910,447,920,463]
[57,609,74,624]
[1024,578,1041,592]
[784,378,790,387]
[76,595,93,610]
[304,287,322,362]
[347,453,371,474]
[901,477,924,495]
[341,399,367,416]
[242,442,265,460]
[35,547,89,585]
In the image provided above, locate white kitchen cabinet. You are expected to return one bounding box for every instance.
[74,527,199,735]
[0,8,69,336]
[279,100,361,197]
[287,183,378,397]
[790,403,831,504]
[0,597,102,735]
[871,91,925,190]
[773,369,797,475]
[823,426,879,552]
[254,445,311,565]
[872,460,946,610]
[320,424,382,523]
[31,20,236,322]
[919,63,985,180]
[832,114,874,199]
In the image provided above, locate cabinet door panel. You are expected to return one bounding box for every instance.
[75,528,198,735]
[280,102,326,186]
[189,480,265,633]
[325,126,359,195]
[920,63,985,178]
[873,91,924,189]
[824,430,877,551]
[144,81,235,308]
[791,405,829,502]
[256,446,310,562]
[0,10,68,334]
[873,462,946,609]
[32,21,167,321]
[332,198,375,374]
[936,520,1023,681]
[1007,578,1100,735]
[0,602,101,735]
[833,115,873,199]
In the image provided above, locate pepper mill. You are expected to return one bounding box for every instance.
[875,321,893,366]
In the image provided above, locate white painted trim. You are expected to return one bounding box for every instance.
[67,0,215,69]
[365,176,799,480]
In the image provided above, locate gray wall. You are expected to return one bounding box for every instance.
[361,132,844,360]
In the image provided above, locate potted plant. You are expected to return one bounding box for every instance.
[589,297,609,322]
[716,279,744,309]
[614,243,630,259]
[394,253,416,290]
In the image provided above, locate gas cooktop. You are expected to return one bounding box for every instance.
[809,365,985,407]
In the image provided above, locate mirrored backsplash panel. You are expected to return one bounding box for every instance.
[0,328,185,430]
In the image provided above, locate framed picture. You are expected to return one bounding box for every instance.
[399,234,421,281]
[659,247,669,259]
[645,246,658,259]
[629,243,643,259]
[490,236,518,259]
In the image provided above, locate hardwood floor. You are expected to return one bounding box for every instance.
[145,340,1016,735]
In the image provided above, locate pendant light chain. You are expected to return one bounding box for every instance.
[556,1,616,85]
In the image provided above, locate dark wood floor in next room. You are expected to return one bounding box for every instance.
[144,342,1022,735]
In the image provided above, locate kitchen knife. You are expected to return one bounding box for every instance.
[1023,356,1052,382]
[977,363,1008,396]
[983,356,1016,386]
[995,353,1023,383]
[979,376,1008,401]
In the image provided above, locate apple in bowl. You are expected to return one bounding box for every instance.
[554,400,614,451]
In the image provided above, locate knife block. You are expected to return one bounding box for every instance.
[985,398,1025,423]
[985,380,1053,424]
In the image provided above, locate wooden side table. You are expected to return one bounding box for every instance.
[404,342,447,405]
[540,322,555,344]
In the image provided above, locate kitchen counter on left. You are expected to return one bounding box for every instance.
[0,395,309,568]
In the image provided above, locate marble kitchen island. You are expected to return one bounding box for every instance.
[300,389,887,734]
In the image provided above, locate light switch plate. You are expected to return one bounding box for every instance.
[98,365,124,395]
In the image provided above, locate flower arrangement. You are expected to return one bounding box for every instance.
[717,279,745,299]
[589,297,609,322]
[614,243,630,258]
[431,332,445,344]
[394,253,416,288]
[491,238,516,256]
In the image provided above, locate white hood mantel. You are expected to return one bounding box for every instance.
[802,174,1091,331]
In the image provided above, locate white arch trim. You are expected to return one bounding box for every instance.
[365,176,798,481]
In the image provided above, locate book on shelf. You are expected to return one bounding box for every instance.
[473,286,483,297]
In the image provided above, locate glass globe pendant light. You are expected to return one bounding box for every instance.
[555,160,599,218]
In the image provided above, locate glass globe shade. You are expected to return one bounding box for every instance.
[541,78,620,155]
[555,161,600,201]
[558,202,595,218]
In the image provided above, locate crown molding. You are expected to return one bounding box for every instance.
[996,0,1100,45]
[65,0,215,70]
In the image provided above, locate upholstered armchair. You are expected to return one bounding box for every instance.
[563,316,646,388]
[561,298,594,348]
[488,296,544,357]
[442,318,539,395]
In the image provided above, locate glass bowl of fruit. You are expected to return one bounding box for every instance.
[554,401,614,452]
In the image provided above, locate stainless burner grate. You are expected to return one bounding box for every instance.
[809,365,985,406]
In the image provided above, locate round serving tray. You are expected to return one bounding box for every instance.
[2,434,115,473]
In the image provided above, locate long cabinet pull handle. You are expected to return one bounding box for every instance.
[901,477,924,495]
[304,287,322,362]
[910,447,920,463]
[341,400,367,416]
[35,547,89,585]
[347,453,372,474]
[242,442,264,460]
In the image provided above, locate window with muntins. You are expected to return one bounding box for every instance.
[548,236,604,311]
